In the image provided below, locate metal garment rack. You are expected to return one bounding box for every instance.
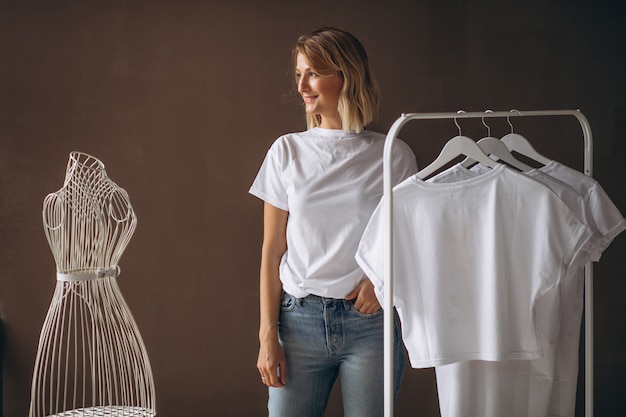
[382,109,593,417]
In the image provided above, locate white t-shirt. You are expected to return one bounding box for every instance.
[427,162,625,417]
[537,161,625,416]
[432,163,601,258]
[249,127,417,299]
[356,165,593,368]
[539,160,626,262]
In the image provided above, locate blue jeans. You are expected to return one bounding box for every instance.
[268,292,405,417]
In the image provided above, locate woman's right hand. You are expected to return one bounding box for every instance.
[257,335,286,387]
[258,202,289,388]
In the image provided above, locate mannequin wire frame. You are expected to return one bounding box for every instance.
[30,152,156,417]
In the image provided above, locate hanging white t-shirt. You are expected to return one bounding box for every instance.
[428,162,625,417]
[428,163,591,417]
[249,127,417,299]
[430,163,600,255]
[538,160,626,417]
[539,160,626,262]
[356,165,593,368]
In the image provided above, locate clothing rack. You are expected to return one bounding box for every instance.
[382,110,593,417]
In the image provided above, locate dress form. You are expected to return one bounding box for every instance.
[30,152,156,417]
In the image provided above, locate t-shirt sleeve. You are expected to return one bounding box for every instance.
[586,182,626,262]
[248,140,289,211]
[392,139,418,185]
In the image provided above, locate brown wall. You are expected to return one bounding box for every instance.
[1,0,624,416]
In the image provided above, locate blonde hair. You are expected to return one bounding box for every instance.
[294,27,380,133]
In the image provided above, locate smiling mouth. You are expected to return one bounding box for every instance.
[303,95,318,103]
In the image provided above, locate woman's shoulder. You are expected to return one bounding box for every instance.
[265,130,305,150]
[361,130,414,154]
[262,130,314,159]
[272,129,311,144]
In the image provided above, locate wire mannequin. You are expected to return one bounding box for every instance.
[30,152,156,417]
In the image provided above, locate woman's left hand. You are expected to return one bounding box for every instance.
[346,278,381,314]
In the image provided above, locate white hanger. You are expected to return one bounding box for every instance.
[416,112,499,180]
[463,137,534,171]
[461,112,534,171]
[500,110,552,166]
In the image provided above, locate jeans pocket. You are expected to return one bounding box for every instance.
[350,301,384,318]
[280,292,297,312]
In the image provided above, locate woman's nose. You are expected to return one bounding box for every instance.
[297,76,309,92]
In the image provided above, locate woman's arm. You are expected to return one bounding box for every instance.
[257,202,288,387]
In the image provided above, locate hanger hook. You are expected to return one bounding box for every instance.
[482,110,493,136]
[454,110,465,136]
[507,109,523,133]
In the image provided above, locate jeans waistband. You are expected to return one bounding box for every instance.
[291,292,353,309]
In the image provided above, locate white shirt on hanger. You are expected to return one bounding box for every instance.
[427,162,625,417]
[356,165,593,368]
[537,160,626,416]
[539,160,626,262]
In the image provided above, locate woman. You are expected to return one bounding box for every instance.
[249,27,417,417]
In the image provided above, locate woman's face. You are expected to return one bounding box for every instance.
[295,53,343,129]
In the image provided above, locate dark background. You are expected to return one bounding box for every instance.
[1,0,624,416]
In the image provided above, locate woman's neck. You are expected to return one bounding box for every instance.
[319,114,343,130]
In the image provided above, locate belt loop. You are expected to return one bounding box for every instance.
[342,299,351,310]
